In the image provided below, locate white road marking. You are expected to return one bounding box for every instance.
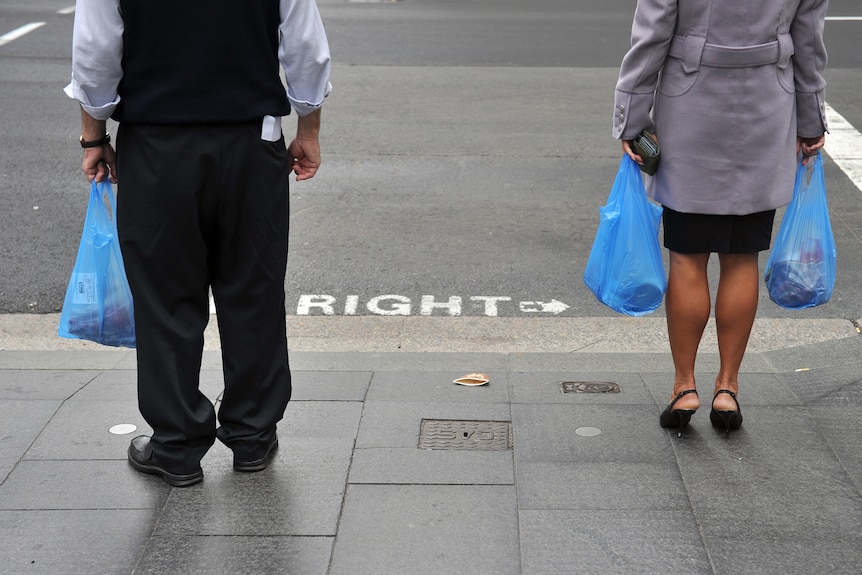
[826,17,862,21]
[520,299,570,314]
[420,295,462,316]
[470,296,513,317]
[290,294,572,317]
[57,6,76,15]
[824,103,862,193]
[0,22,46,47]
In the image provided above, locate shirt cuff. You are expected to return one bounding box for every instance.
[288,81,331,117]
[63,80,120,121]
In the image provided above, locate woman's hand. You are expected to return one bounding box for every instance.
[624,133,658,166]
[622,140,642,165]
[797,134,825,165]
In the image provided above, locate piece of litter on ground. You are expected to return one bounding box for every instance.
[795,368,810,372]
[453,373,489,386]
[109,423,137,435]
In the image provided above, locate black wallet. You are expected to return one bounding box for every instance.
[631,131,660,176]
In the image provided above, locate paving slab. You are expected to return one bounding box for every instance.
[155,439,353,537]
[673,406,862,540]
[516,461,688,511]
[279,400,363,440]
[0,399,63,482]
[780,363,862,406]
[289,370,372,401]
[349,447,514,485]
[0,460,168,510]
[807,405,862,493]
[512,403,675,463]
[365,370,511,403]
[519,510,712,575]
[24,400,151,460]
[707,536,862,575]
[0,369,96,400]
[328,484,520,575]
[0,509,155,575]
[134,535,333,575]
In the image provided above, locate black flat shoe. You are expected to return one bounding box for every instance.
[710,389,743,437]
[659,389,698,437]
[234,436,279,472]
[127,435,203,487]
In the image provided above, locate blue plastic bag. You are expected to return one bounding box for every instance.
[58,180,136,347]
[764,152,836,309]
[584,155,666,316]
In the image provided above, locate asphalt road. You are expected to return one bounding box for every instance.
[1,0,861,321]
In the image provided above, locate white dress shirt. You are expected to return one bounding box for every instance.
[65,0,331,120]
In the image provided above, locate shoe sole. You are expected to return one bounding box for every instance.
[128,455,203,487]
[234,440,279,472]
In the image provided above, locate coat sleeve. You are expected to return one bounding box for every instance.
[613,0,679,140]
[790,0,829,138]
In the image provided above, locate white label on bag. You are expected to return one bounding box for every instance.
[72,273,97,305]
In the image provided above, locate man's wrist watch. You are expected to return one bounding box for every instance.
[79,133,111,148]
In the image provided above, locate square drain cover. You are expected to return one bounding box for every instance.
[561,381,621,394]
[419,419,512,451]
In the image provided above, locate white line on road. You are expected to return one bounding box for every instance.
[0,22,46,47]
[57,6,76,15]
[826,17,862,21]
[825,103,862,193]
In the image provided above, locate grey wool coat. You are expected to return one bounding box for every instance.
[614,0,829,215]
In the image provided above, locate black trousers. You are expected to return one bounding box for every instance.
[116,123,292,473]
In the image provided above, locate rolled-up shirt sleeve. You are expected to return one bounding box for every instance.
[63,0,124,120]
[280,0,332,117]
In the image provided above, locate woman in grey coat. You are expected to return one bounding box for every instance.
[614,0,828,435]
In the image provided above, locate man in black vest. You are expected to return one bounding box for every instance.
[66,0,331,486]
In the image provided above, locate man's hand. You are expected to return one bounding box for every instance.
[287,136,321,181]
[288,108,322,181]
[83,144,118,183]
[80,108,117,183]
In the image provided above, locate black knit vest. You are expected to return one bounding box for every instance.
[114,0,291,124]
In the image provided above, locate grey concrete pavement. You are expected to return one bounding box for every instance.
[2,317,862,574]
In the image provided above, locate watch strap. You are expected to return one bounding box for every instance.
[80,133,111,148]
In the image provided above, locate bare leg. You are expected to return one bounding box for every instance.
[713,252,760,411]
[665,251,711,411]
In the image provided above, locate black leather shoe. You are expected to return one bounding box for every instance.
[127,435,203,487]
[234,436,279,472]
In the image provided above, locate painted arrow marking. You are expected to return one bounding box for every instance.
[519,299,570,314]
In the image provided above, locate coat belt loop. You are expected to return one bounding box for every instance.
[682,36,707,74]
[777,33,794,69]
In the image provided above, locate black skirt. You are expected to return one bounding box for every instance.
[662,207,776,254]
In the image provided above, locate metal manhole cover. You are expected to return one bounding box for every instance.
[419,419,512,451]
[560,381,621,394]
